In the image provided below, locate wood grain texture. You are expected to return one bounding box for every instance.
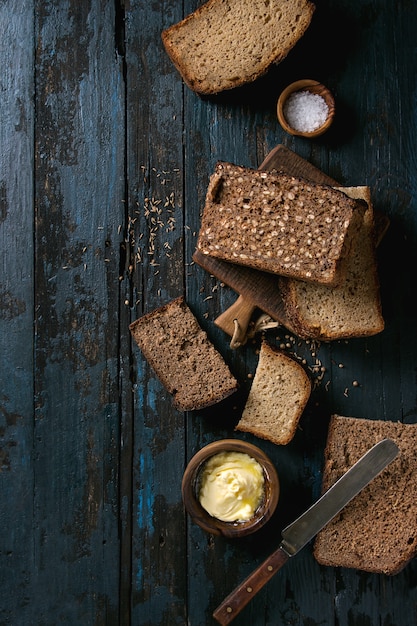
[1,0,417,624]
[0,2,35,621]
[33,0,125,621]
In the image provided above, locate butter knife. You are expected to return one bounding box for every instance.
[213,438,399,625]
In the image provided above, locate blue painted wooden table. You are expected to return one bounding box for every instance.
[1,1,417,624]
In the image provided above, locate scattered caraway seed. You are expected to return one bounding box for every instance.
[130,166,181,274]
[271,332,326,389]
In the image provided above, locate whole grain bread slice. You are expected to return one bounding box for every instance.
[161,0,315,95]
[235,340,311,445]
[129,296,238,411]
[197,162,366,286]
[314,415,417,575]
[278,186,385,340]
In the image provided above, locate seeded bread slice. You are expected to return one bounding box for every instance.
[236,341,311,445]
[129,297,238,411]
[278,186,385,340]
[314,415,417,575]
[161,0,315,95]
[197,162,366,286]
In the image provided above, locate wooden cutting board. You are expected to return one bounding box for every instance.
[193,249,287,346]
[192,145,339,346]
[258,144,337,184]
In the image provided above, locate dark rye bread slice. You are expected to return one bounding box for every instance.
[197,162,366,286]
[236,341,311,445]
[314,415,417,575]
[129,297,238,411]
[278,186,385,340]
[161,0,315,95]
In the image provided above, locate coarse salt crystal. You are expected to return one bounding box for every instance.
[283,90,329,133]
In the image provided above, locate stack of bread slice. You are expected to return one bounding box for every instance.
[196,161,385,342]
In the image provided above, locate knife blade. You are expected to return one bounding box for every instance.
[213,438,399,625]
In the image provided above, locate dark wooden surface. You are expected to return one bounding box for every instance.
[1,1,417,624]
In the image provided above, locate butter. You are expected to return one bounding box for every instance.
[198,451,265,522]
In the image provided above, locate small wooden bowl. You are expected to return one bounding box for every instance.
[277,79,335,138]
[182,439,279,538]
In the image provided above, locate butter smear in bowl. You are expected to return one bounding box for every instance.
[182,439,279,537]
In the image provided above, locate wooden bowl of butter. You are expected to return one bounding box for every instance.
[182,439,279,538]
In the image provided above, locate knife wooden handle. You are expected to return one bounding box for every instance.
[212,547,289,625]
[214,295,255,346]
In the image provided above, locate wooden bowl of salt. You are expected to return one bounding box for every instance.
[277,79,335,138]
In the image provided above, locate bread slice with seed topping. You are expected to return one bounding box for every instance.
[161,0,315,95]
[314,415,417,575]
[236,340,311,445]
[197,162,366,286]
[129,296,238,411]
[278,186,385,340]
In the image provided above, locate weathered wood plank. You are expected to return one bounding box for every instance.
[125,2,188,623]
[0,1,35,622]
[31,0,125,622]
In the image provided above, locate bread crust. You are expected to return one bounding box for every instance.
[314,415,417,575]
[129,296,238,411]
[161,0,315,95]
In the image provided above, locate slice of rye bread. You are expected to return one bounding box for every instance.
[129,296,238,411]
[235,340,311,445]
[314,415,417,575]
[278,186,385,340]
[161,0,315,96]
[197,162,366,286]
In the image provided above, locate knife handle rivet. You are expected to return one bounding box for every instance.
[226,607,232,614]
[267,565,273,572]
[246,586,253,593]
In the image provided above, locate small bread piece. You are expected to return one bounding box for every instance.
[314,415,417,575]
[278,186,385,340]
[236,341,311,445]
[161,0,315,95]
[129,297,238,411]
[197,162,366,286]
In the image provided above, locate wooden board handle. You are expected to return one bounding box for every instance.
[212,547,289,625]
[214,295,255,347]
